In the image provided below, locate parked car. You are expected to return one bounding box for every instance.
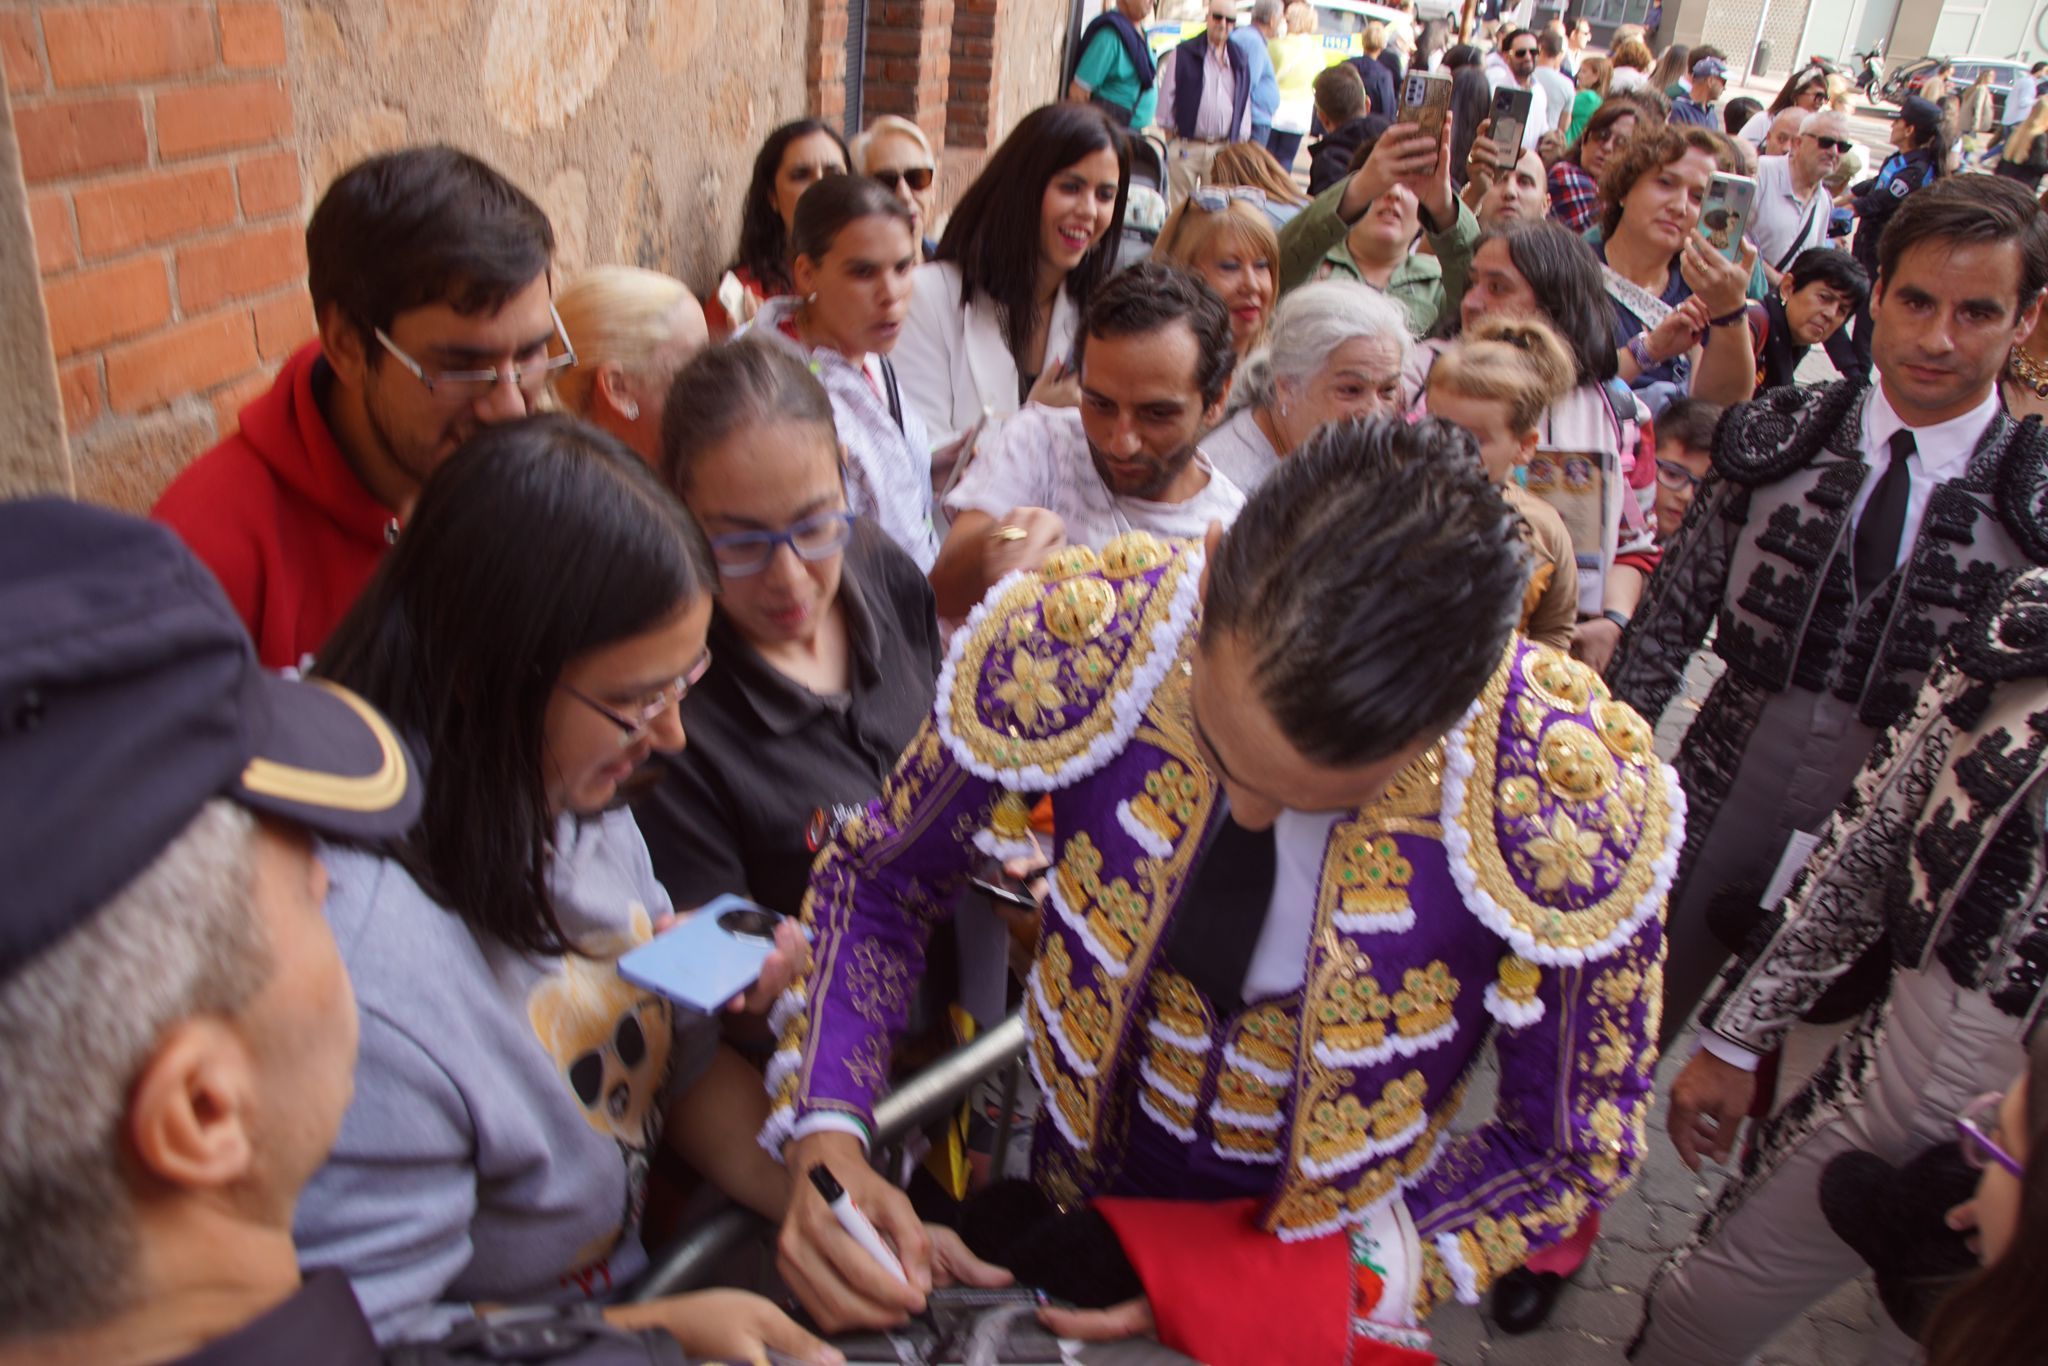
[1878,55,2029,124]
[1147,0,1417,70]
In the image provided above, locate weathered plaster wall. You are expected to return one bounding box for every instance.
[288,0,814,296]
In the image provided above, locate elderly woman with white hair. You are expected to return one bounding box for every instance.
[549,265,708,463]
[851,114,940,258]
[1196,278,1410,492]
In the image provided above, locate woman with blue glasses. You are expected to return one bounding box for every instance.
[1927,1039,2044,1366]
[636,337,945,923]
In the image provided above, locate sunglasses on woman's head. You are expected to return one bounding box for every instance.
[1190,184,1268,212]
[873,166,935,193]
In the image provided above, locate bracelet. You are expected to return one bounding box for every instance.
[1626,333,1655,369]
[1602,609,1632,631]
[1708,306,1749,329]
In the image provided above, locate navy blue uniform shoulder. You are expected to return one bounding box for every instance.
[1711,379,1864,486]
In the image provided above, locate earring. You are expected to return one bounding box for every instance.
[621,398,640,420]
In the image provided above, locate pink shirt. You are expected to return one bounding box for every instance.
[1156,37,1251,142]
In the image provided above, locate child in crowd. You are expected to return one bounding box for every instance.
[1425,314,1580,650]
[1647,396,1721,542]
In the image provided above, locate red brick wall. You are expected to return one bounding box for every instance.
[863,0,955,152]
[947,0,1000,151]
[10,0,311,503]
[808,0,850,128]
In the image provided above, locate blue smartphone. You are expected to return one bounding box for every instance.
[617,894,780,1013]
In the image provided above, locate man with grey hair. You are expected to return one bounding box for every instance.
[1761,105,1805,157]
[1235,0,1284,150]
[1750,109,1852,289]
[0,501,687,1366]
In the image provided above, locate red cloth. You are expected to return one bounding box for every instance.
[153,343,397,669]
[1093,1196,1434,1365]
[1523,1207,1601,1276]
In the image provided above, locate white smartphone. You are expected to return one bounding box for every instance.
[617,894,780,1013]
[1700,173,1758,263]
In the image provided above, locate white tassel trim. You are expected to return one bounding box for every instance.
[1483,982,1547,1029]
[1138,1058,1199,1108]
[1312,1018,1457,1068]
[1045,877,1128,979]
[1028,960,1101,1079]
[1209,1103,1286,1131]
[1212,1139,1284,1165]
[757,1102,796,1160]
[767,988,806,1040]
[1221,1042,1291,1085]
[1299,1112,1428,1180]
[1147,1018,1212,1052]
[1138,1091,1199,1142]
[1023,1015,1090,1151]
[934,551,1204,791]
[1334,904,1418,935]
[1441,695,1687,967]
[1435,1231,1483,1305]
[972,828,1043,862]
[764,1047,802,1096]
[1115,799,1176,859]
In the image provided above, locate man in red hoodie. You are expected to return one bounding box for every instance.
[154,146,561,669]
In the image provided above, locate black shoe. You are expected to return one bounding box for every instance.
[1490,1266,1571,1335]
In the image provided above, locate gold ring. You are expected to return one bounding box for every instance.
[990,525,1029,543]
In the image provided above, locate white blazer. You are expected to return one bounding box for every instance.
[896,260,1083,453]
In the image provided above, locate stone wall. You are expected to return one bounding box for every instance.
[9,0,1072,515]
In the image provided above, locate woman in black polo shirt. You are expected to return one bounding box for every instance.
[634,337,943,918]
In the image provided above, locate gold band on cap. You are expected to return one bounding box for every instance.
[240,681,409,813]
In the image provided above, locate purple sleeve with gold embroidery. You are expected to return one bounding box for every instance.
[759,721,1002,1148]
[1403,646,1679,1306]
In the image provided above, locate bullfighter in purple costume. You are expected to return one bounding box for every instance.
[763,420,1682,1361]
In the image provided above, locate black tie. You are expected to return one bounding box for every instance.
[1163,811,1279,1018]
[1854,429,1914,596]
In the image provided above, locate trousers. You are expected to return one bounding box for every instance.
[1630,964,2027,1365]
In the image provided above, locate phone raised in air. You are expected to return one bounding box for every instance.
[1399,71,1452,140]
[1488,84,1533,154]
[1699,172,1759,263]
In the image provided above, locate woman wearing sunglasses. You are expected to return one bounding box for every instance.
[636,337,943,930]
[749,174,939,571]
[852,114,939,259]
[295,416,828,1362]
[1152,186,1280,358]
[1931,1039,2045,1366]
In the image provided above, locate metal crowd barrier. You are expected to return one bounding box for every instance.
[627,1012,1030,1301]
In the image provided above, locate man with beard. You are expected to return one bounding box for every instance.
[153,146,562,669]
[929,262,1248,617]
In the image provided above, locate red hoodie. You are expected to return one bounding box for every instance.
[153,342,399,669]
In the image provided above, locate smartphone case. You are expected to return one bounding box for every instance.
[1701,173,1759,262]
[1399,71,1451,142]
[1490,85,1532,153]
[617,893,777,1013]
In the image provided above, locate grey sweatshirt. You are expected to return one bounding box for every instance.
[295,809,717,1343]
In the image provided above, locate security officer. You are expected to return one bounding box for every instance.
[0,500,699,1366]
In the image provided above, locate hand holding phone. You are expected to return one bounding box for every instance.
[1699,172,1759,263]
[618,894,783,1013]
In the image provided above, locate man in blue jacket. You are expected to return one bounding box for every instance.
[1232,0,1283,151]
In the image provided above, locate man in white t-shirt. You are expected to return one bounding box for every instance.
[931,262,1247,616]
[1531,30,1577,137]
[1748,109,1849,289]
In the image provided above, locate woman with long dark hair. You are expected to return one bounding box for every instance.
[708,118,849,339]
[895,102,1129,453]
[751,175,937,570]
[1735,63,1830,144]
[1928,1036,2048,1366]
[1403,219,1657,672]
[294,417,825,1363]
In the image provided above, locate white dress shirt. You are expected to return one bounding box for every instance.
[1854,382,2001,575]
[1240,808,1346,1001]
[1748,155,1830,274]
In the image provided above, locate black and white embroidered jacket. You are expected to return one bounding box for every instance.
[1701,567,2048,1054]
[1608,380,2048,731]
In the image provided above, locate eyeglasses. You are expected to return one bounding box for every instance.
[873,166,935,193]
[1189,184,1267,212]
[707,510,859,577]
[563,649,714,747]
[1207,11,1236,23]
[374,303,577,406]
[1957,1092,2026,1178]
[1806,135,1854,153]
[1655,458,1707,492]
